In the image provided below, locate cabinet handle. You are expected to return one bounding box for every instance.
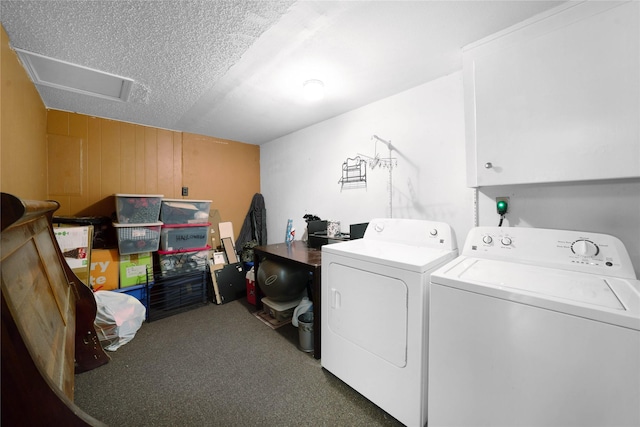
[484,162,493,169]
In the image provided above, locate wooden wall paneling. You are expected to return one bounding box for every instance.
[182,133,260,240]
[135,126,146,193]
[47,110,88,216]
[120,123,136,194]
[144,127,158,194]
[172,131,183,199]
[68,113,87,139]
[40,110,258,221]
[1,25,47,200]
[224,138,260,223]
[100,120,121,198]
[182,134,221,224]
[46,110,69,136]
[156,129,174,197]
[47,135,83,196]
[46,111,70,214]
[87,117,104,212]
[68,113,89,215]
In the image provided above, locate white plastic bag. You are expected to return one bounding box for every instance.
[94,290,146,351]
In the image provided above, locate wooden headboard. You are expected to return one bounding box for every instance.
[1,193,109,426]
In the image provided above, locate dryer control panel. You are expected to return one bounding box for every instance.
[364,218,457,251]
[463,226,636,279]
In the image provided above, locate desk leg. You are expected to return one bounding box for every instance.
[312,268,321,360]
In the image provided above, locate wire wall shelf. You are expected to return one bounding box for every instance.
[338,156,367,190]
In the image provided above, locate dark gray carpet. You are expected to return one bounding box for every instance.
[74,299,404,427]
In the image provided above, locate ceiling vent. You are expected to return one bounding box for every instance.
[14,47,133,102]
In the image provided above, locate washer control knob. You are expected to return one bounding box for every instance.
[482,235,493,244]
[572,239,599,257]
[501,237,512,246]
[429,229,438,237]
[374,223,385,232]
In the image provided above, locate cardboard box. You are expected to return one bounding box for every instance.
[120,252,153,288]
[54,225,93,285]
[90,249,119,291]
[54,226,90,269]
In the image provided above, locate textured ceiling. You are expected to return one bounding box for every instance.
[1,0,565,145]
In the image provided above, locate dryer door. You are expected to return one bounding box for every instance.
[327,262,408,367]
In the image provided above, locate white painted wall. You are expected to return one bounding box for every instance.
[478,181,640,276]
[261,71,474,251]
[261,70,640,277]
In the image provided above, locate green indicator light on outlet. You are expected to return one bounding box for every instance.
[497,200,508,215]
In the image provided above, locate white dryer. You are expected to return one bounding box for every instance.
[429,226,640,427]
[321,218,458,427]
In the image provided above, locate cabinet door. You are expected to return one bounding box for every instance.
[465,1,639,187]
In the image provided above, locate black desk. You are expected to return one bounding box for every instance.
[253,241,322,359]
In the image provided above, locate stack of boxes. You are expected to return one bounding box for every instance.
[157,199,212,277]
[150,199,212,318]
[88,194,213,319]
[109,194,164,309]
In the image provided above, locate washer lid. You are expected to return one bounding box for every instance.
[461,259,623,309]
[431,257,640,330]
[322,238,457,273]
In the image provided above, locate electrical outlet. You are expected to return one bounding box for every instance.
[182,186,189,196]
[496,197,509,214]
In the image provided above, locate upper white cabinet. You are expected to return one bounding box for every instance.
[464,1,639,187]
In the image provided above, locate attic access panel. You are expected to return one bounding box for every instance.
[14,48,133,101]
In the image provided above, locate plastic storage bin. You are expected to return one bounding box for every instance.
[262,297,302,323]
[160,199,212,224]
[113,222,162,255]
[115,194,163,224]
[157,246,211,277]
[113,284,149,314]
[160,223,210,251]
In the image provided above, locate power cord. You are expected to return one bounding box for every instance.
[496,199,508,227]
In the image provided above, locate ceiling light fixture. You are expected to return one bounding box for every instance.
[303,79,324,101]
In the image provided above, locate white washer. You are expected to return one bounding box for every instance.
[429,226,640,427]
[321,218,458,427]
